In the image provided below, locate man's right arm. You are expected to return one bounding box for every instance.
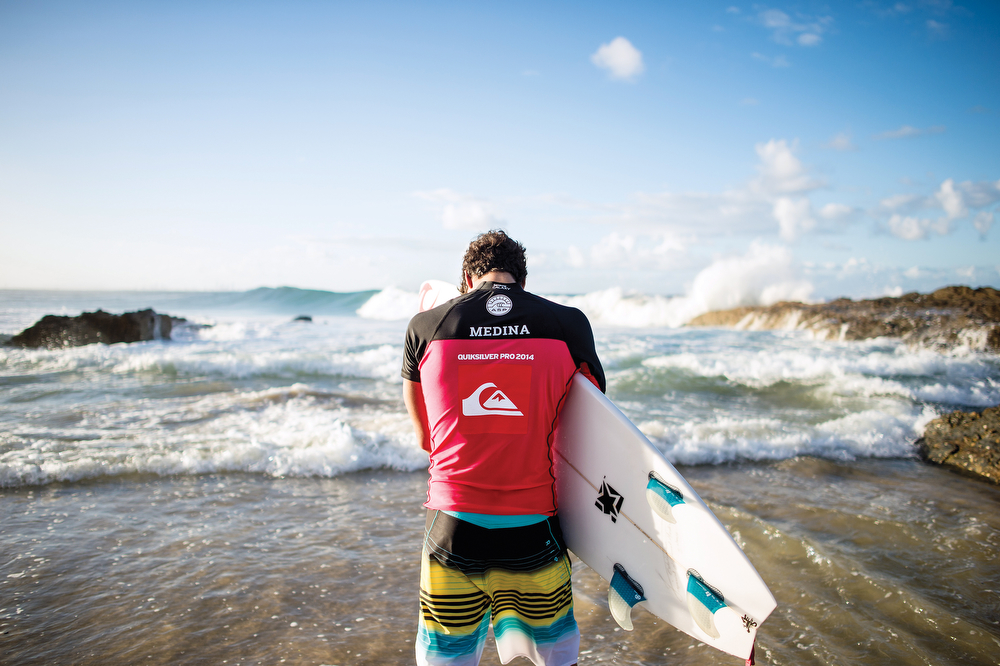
[403,379,432,453]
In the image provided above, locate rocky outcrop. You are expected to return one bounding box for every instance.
[917,406,1000,484]
[7,309,186,349]
[687,286,1000,352]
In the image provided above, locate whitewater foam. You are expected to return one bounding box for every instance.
[637,402,934,466]
[0,384,426,487]
[3,290,998,488]
[356,287,420,321]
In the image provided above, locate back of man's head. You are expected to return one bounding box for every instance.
[460,229,527,293]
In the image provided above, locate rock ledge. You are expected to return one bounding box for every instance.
[7,309,185,349]
[917,406,1000,485]
[687,286,1000,352]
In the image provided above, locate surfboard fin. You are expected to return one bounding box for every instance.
[608,563,646,631]
[646,471,684,523]
[686,570,726,639]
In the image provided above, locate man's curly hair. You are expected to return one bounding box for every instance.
[459,229,527,293]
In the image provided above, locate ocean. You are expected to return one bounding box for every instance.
[1,287,998,665]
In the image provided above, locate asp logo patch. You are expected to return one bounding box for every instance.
[457,363,531,434]
[486,294,513,316]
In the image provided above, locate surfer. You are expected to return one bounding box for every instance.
[402,230,606,666]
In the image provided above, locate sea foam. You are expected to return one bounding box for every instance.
[0,384,427,487]
[3,289,997,488]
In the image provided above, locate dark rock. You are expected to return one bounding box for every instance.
[293,315,313,322]
[687,286,1000,352]
[7,309,186,349]
[916,406,1000,485]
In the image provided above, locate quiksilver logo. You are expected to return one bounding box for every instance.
[462,383,523,417]
[470,325,530,337]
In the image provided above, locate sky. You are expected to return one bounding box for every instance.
[1,0,999,304]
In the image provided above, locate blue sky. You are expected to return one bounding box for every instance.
[1,1,998,304]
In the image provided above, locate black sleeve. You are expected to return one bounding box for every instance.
[401,303,456,382]
[401,319,423,383]
[560,306,606,393]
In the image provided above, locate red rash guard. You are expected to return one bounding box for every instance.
[402,282,605,515]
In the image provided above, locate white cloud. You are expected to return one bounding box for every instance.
[818,203,854,219]
[887,214,949,240]
[751,139,823,195]
[752,52,790,67]
[883,285,904,297]
[876,178,999,238]
[926,19,949,39]
[888,214,929,240]
[935,178,966,220]
[625,189,774,235]
[974,210,994,238]
[875,124,946,140]
[561,139,846,244]
[904,266,921,279]
[567,231,689,271]
[756,8,831,46]
[880,193,924,212]
[591,37,644,81]
[774,197,816,241]
[590,232,636,267]
[414,188,504,230]
[959,178,1000,208]
[824,131,858,151]
[839,256,871,277]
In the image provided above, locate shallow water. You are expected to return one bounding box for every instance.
[2,289,999,665]
[2,460,998,666]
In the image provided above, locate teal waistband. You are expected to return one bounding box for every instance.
[441,511,548,529]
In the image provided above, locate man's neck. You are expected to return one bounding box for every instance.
[470,270,520,290]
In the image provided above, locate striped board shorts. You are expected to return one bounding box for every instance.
[416,511,580,666]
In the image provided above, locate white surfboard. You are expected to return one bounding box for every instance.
[418,280,461,312]
[554,373,775,660]
[416,280,776,660]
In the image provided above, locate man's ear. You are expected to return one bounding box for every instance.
[465,272,474,290]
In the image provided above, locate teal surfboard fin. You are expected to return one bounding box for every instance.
[686,569,726,638]
[608,563,646,631]
[646,471,684,523]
